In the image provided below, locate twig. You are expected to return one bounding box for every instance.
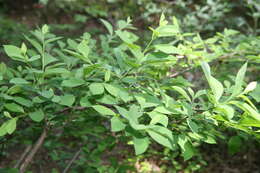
[19,128,48,173]
[155,0,175,5]
[56,106,86,114]
[14,145,32,168]
[168,67,193,78]
[62,148,83,173]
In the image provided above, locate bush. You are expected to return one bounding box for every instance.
[0,15,259,172]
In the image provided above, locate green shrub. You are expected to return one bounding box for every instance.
[0,15,259,171]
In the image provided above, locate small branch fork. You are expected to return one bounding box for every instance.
[15,106,87,173]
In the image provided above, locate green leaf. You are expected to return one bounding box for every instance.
[44,68,70,75]
[80,96,92,107]
[62,78,85,87]
[77,40,90,60]
[178,135,195,160]
[201,62,224,102]
[115,30,133,44]
[201,61,211,79]
[7,85,22,95]
[111,116,126,132]
[231,62,247,97]
[133,137,149,155]
[45,36,63,44]
[100,19,113,35]
[42,24,49,34]
[24,36,42,54]
[92,105,116,116]
[89,83,104,95]
[29,110,44,122]
[154,44,182,54]
[208,76,224,102]
[44,53,58,67]
[10,78,29,85]
[172,86,191,102]
[249,84,260,102]
[40,90,54,99]
[147,125,176,150]
[187,119,199,133]
[104,70,111,82]
[4,103,24,113]
[229,101,260,121]
[239,116,260,127]
[52,95,61,103]
[3,45,24,60]
[59,94,75,106]
[0,123,7,136]
[14,97,33,107]
[148,111,168,127]
[28,55,41,62]
[3,112,12,118]
[244,81,257,93]
[228,136,242,155]
[5,118,17,134]
[182,142,195,161]
[216,104,235,120]
[115,106,147,130]
[104,84,118,97]
[155,25,179,37]
[153,106,172,115]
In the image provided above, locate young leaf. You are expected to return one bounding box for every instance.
[244,81,257,93]
[5,118,17,134]
[201,61,211,79]
[77,40,90,59]
[231,62,247,97]
[172,86,191,102]
[209,76,224,102]
[100,19,113,35]
[201,62,223,102]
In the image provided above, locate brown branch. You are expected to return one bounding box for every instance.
[168,67,193,78]
[19,128,48,173]
[62,148,83,173]
[14,145,32,168]
[56,106,86,114]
